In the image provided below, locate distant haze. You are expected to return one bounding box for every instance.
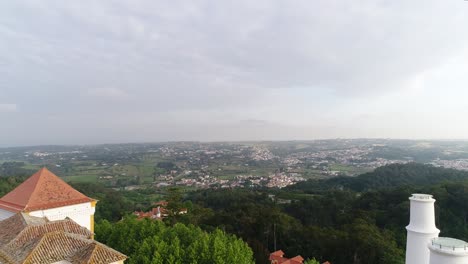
[1,1,468,146]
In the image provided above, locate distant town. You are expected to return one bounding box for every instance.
[2,139,468,190]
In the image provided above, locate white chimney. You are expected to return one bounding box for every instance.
[428,237,468,264]
[406,194,440,264]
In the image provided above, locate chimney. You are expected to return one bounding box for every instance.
[405,194,440,264]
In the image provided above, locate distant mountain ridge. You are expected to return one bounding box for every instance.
[288,163,468,192]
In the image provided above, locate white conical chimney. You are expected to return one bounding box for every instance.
[406,194,440,264]
[428,237,468,264]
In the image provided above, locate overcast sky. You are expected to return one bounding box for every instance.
[1,1,468,146]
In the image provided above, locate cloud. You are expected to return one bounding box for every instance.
[0,104,17,112]
[86,88,130,99]
[1,1,468,144]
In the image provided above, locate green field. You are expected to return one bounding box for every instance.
[62,175,98,183]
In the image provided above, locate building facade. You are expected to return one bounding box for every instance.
[0,168,126,264]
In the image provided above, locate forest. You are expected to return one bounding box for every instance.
[1,163,468,263]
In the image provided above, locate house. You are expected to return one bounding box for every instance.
[269,250,330,264]
[134,200,187,220]
[0,168,96,233]
[0,168,127,263]
[269,250,304,264]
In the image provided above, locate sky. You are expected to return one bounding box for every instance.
[1,0,468,146]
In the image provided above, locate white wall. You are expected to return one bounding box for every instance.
[429,249,468,264]
[0,208,14,221]
[405,194,440,264]
[406,231,439,264]
[29,202,95,231]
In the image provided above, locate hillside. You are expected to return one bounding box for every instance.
[288,163,468,192]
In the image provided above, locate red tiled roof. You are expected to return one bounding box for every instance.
[269,250,304,264]
[290,256,304,262]
[0,213,126,264]
[24,232,127,264]
[69,240,128,264]
[270,250,285,257]
[0,167,94,212]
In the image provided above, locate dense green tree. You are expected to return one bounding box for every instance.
[71,182,133,221]
[304,259,320,264]
[95,217,255,264]
[287,163,468,193]
[0,162,34,178]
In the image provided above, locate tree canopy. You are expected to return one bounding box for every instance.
[95,217,255,264]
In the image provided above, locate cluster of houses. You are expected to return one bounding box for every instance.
[133,201,188,220]
[269,250,331,264]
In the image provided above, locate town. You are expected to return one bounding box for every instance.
[2,139,468,190]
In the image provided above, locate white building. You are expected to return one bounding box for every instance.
[0,167,96,233]
[405,193,468,264]
[0,168,126,264]
[405,194,440,264]
[428,237,468,264]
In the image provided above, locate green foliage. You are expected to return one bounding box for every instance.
[0,176,26,197]
[5,162,464,264]
[156,162,177,172]
[95,217,255,264]
[71,182,133,221]
[0,162,34,178]
[186,184,418,263]
[288,163,468,192]
[304,258,320,264]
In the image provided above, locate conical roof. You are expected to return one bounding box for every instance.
[0,167,94,212]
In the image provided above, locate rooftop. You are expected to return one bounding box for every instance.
[429,237,468,255]
[0,213,126,264]
[410,193,435,202]
[0,167,94,212]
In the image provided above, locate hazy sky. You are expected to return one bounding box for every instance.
[1,1,468,146]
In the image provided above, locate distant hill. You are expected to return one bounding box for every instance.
[288,163,468,192]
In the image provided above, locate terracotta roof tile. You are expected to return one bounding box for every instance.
[0,213,126,264]
[270,250,285,257]
[269,251,304,264]
[0,167,94,212]
[24,232,90,264]
[69,240,128,264]
[290,256,304,262]
[0,212,50,245]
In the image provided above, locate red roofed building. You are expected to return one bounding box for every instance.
[0,168,97,233]
[269,250,304,264]
[134,200,188,220]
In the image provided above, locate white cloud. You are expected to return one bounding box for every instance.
[1,1,468,144]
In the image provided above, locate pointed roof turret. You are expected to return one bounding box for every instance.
[0,167,94,212]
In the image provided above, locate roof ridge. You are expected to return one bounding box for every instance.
[21,229,54,263]
[92,240,128,259]
[4,216,91,251]
[87,243,99,264]
[0,167,94,212]
[0,249,15,264]
[24,168,49,209]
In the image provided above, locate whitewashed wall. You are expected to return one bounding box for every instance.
[29,202,95,231]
